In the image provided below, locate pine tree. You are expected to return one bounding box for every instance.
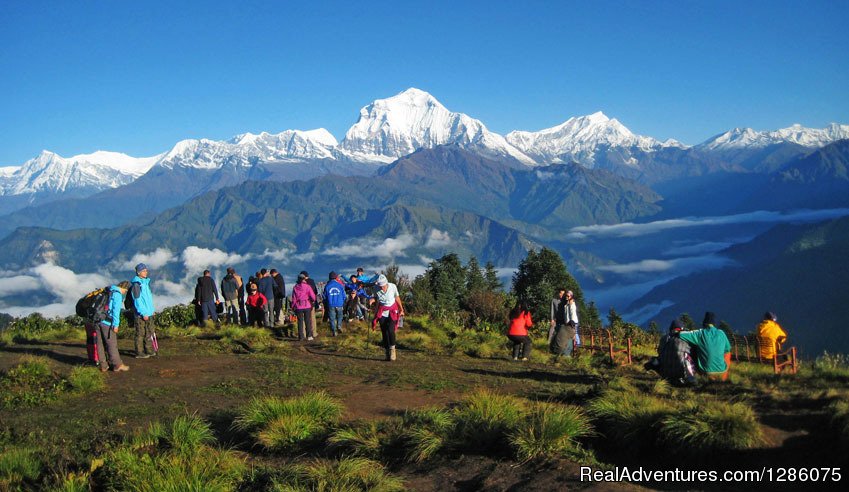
[607,307,624,333]
[423,253,467,318]
[648,321,660,336]
[512,247,583,324]
[465,256,487,294]
[483,261,502,292]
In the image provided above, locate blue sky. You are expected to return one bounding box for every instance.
[1,0,848,164]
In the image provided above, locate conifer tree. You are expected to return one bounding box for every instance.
[484,261,502,292]
[512,247,583,324]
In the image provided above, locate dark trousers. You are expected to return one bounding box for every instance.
[247,306,265,327]
[238,288,247,325]
[379,315,397,348]
[274,296,285,325]
[134,315,155,355]
[201,301,219,323]
[296,308,312,339]
[508,335,532,359]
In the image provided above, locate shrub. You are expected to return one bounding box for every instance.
[0,446,42,489]
[0,356,66,408]
[272,457,404,492]
[234,392,343,452]
[67,366,106,394]
[509,402,593,462]
[453,390,525,452]
[2,314,82,344]
[155,304,197,329]
[660,400,764,452]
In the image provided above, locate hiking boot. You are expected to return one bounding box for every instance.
[114,364,130,372]
[389,346,396,361]
[307,336,314,341]
[100,365,109,373]
[135,354,150,359]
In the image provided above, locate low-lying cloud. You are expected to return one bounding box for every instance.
[322,234,416,259]
[598,254,734,275]
[566,208,849,240]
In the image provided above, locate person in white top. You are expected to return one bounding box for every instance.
[372,274,405,361]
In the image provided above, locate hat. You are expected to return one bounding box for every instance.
[300,270,309,277]
[329,271,338,280]
[298,273,307,281]
[376,274,388,287]
[669,318,683,333]
[135,263,148,273]
[764,311,777,321]
[703,311,717,327]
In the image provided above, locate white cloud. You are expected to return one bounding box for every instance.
[599,259,675,274]
[0,275,41,296]
[260,247,293,262]
[322,234,416,259]
[566,208,849,240]
[598,255,734,275]
[117,248,177,271]
[424,229,452,249]
[181,246,252,273]
[31,263,111,303]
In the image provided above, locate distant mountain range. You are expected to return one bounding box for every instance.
[2,88,847,218]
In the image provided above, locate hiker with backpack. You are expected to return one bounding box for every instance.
[96,281,132,372]
[372,274,405,361]
[651,318,697,385]
[221,268,240,325]
[323,272,347,336]
[292,273,317,340]
[131,263,157,359]
[507,302,533,361]
[195,270,221,328]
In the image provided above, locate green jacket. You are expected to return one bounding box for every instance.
[678,325,730,373]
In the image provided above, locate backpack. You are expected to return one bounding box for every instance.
[75,286,112,323]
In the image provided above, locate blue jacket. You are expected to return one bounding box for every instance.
[357,273,379,285]
[345,282,372,299]
[257,276,275,302]
[132,275,155,317]
[104,285,124,328]
[323,279,347,308]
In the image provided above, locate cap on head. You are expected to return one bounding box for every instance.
[764,311,777,321]
[270,269,278,274]
[703,311,717,327]
[669,318,684,333]
[227,267,235,275]
[376,274,388,287]
[135,263,148,274]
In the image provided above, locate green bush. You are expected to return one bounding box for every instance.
[660,400,764,452]
[272,457,404,492]
[0,446,42,489]
[0,356,67,408]
[155,304,197,329]
[453,390,525,452]
[1,314,82,344]
[509,402,593,462]
[67,366,106,394]
[234,392,343,452]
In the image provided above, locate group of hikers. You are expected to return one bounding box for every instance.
[85,263,788,381]
[87,264,406,372]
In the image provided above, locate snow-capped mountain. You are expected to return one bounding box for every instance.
[506,112,685,167]
[156,128,339,171]
[697,123,849,151]
[339,88,534,164]
[0,150,161,196]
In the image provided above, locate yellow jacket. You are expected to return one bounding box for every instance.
[756,319,787,359]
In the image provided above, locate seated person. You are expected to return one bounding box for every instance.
[654,318,696,385]
[756,311,787,360]
[677,312,731,381]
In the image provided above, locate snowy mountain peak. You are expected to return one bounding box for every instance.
[698,123,849,151]
[340,88,533,164]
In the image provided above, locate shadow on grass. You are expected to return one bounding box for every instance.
[460,368,602,386]
[0,345,88,366]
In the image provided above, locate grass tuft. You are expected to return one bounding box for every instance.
[272,457,404,492]
[328,422,384,459]
[827,400,849,443]
[453,389,525,452]
[660,400,764,452]
[509,402,593,462]
[0,446,42,489]
[67,366,106,394]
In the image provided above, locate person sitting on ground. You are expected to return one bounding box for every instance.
[677,311,732,381]
[95,281,132,373]
[292,273,317,341]
[508,302,533,361]
[653,318,696,385]
[756,311,787,360]
[245,282,267,327]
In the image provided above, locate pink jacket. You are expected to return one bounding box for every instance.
[291,282,316,310]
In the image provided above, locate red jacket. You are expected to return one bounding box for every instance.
[246,292,267,309]
[508,311,533,336]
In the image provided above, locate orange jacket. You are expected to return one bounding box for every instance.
[508,311,533,336]
[756,319,787,359]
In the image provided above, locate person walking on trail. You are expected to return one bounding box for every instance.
[131,264,157,359]
[678,311,731,381]
[756,311,787,360]
[245,282,267,327]
[324,272,346,336]
[507,303,533,361]
[271,269,286,326]
[653,318,696,385]
[195,270,221,328]
[549,289,578,357]
[96,281,132,372]
[221,267,240,325]
[372,274,405,361]
[292,273,317,340]
[257,269,276,328]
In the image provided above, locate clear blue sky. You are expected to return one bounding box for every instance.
[1,0,848,164]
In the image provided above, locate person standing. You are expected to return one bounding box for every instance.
[550,289,578,357]
[257,269,276,328]
[233,269,246,325]
[271,269,286,326]
[323,272,346,336]
[291,273,317,340]
[96,281,132,372]
[221,267,240,325]
[301,271,319,339]
[131,264,156,359]
[372,274,405,361]
[507,303,533,361]
[195,270,221,328]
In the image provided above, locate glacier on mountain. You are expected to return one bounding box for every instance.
[697,123,849,151]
